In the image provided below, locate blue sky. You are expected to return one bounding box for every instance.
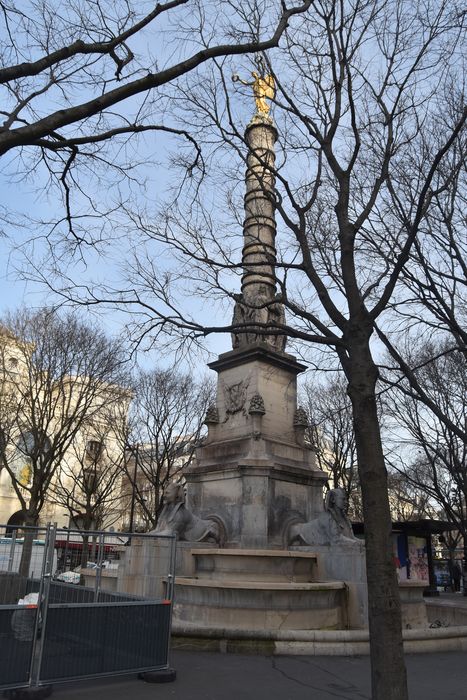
[0,0,319,371]
[0,0,252,369]
[0,149,232,370]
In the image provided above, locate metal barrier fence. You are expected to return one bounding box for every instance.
[0,524,176,691]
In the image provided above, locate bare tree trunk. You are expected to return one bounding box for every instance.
[463,537,467,597]
[18,516,37,579]
[346,342,408,700]
[80,534,90,569]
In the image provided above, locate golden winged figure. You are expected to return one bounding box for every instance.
[232,71,276,115]
[252,72,275,114]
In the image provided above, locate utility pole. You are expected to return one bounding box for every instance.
[128,443,139,533]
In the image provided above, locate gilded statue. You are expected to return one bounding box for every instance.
[232,71,276,115]
[252,72,275,114]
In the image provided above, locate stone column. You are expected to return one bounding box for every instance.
[186,99,326,549]
[242,115,278,305]
[231,114,286,353]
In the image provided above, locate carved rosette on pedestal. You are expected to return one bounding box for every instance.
[204,404,219,425]
[248,392,265,438]
[293,406,309,446]
[249,393,266,414]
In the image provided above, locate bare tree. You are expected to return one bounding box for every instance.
[56,4,464,697]
[121,367,213,531]
[374,128,467,583]
[377,120,467,443]
[0,0,311,247]
[16,2,466,697]
[52,409,129,530]
[374,108,467,590]
[386,470,435,523]
[302,372,434,523]
[385,341,467,589]
[301,374,362,517]
[52,410,130,567]
[0,308,129,574]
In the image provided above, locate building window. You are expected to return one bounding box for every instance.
[85,440,104,462]
[82,467,99,493]
[12,430,51,487]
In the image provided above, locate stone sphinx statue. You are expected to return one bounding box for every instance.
[288,488,358,546]
[153,483,223,544]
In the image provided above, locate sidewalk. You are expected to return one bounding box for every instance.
[48,650,467,700]
[435,591,467,607]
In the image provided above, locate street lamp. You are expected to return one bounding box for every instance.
[128,443,139,533]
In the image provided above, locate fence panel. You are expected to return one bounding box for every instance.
[0,605,36,688]
[39,601,172,682]
[37,527,176,685]
[0,525,176,691]
[0,525,51,691]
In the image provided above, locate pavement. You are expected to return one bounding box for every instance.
[434,592,467,607]
[46,650,467,700]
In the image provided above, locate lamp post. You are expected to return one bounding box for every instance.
[463,523,467,597]
[128,443,139,533]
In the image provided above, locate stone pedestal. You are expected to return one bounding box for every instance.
[292,542,368,629]
[161,106,375,637]
[173,548,347,631]
[399,581,429,628]
[185,343,327,548]
[116,538,172,599]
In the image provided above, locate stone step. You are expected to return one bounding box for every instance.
[173,577,347,630]
[176,577,343,591]
[191,548,319,582]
